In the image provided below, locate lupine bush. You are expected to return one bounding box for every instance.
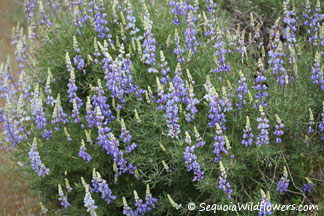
[1,0,324,215]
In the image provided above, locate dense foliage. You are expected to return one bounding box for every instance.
[0,0,324,215]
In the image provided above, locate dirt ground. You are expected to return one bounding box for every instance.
[0,0,41,215]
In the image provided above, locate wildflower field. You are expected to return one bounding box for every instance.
[0,0,324,215]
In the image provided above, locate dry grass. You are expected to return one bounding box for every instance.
[0,0,42,215]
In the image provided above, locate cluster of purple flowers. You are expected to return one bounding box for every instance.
[28,138,50,177]
[254,59,268,108]
[204,76,226,130]
[218,162,232,200]
[213,124,228,162]
[142,4,157,73]
[38,0,52,27]
[169,0,194,25]
[12,26,28,73]
[73,36,86,74]
[165,82,181,138]
[283,0,297,43]
[277,167,290,194]
[91,170,116,204]
[51,94,69,131]
[310,52,324,90]
[184,11,199,55]
[308,109,315,134]
[58,184,70,208]
[183,131,204,181]
[104,55,144,106]
[256,106,270,146]
[122,185,157,216]
[79,140,93,162]
[159,51,170,85]
[304,0,324,44]
[184,81,199,122]
[88,0,111,39]
[213,28,231,81]
[273,114,285,143]
[259,190,273,216]
[24,0,36,23]
[242,116,254,147]
[300,182,315,194]
[319,102,324,139]
[268,40,287,86]
[173,29,185,63]
[236,70,248,109]
[120,119,137,153]
[83,184,98,216]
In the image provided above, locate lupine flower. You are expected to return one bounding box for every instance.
[173,29,185,63]
[242,116,254,147]
[304,0,324,44]
[24,0,36,22]
[165,82,181,138]
[58,184,70,208]
[122,197,134,215]
[104,55,144,105]
[308,108,315,134]
[259,190,273,216]
[194,126,205,148]
[213,27,231,81]
[121,186,157,216]
[184,81,199,122]
[184,131,204,181]
[120,119,131,143]
[218,161,232,200]
[51,94,68,131]
[277,166,290,194]
[220,86,232,112]
[156,77,167,110]
[79,139,93,162]
[83,182,97,216]
[273,114,285,143]
[169,0,193,25]
[159,50,170,85]
[33,88,52,140]
[142,4,158,73]
[283,0,297,43]
[184,11,199,56]
[88,0,111,39]
[310,52,324,90]
[72,36,86,74]
[203,0,216,37]
[45,68,55,105]
[319,102,324,139]
[236,70,248,109]
[38,0,52,26]
[213,123,228,162]
[300,178,315,194]
[125,1,140,39]
[91,169,116,204]
[66,52,83,111]
[204,76,226,130]
[92,79,114,125]
[268,39,287,86]
[28,138,49,177]
[256,105,270,146]
[254,59,268,108]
